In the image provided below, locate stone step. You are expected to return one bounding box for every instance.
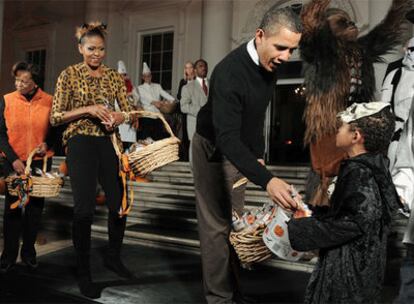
[149,174,307,188]
[152,161,310,175]
[52,158,310,182]
[56,180,300,205]
[150,167,309,180]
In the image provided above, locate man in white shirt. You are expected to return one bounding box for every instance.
[137,62,176,140]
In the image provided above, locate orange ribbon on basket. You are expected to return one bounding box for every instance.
[110,133,135,218]
[118,153,134,218]
[9,175,32,209]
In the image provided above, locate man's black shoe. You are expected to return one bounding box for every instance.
[104,256,134,279]
[0,261,15,274]
[21,257,39,270]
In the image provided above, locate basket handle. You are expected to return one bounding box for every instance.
[128,110,175,138]
[24,148,48,175]
[111,133,122,158]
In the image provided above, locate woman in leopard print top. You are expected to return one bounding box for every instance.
[50,22,135,299]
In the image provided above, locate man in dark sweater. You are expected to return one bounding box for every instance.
[192,6,302,304]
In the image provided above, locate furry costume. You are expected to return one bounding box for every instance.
[300,0,412,205]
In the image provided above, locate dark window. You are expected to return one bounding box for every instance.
[25,49,46,89]
[140,31,174,91]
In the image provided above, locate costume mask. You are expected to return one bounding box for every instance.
[326,9,358,41]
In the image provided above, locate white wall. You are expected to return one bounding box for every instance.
[106,0,203,97]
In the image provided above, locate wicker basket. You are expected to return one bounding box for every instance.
[127,110,180,176]
[229,226,273,265]
[6,149,63,197]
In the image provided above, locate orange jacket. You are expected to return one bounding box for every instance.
[3,89,53,161]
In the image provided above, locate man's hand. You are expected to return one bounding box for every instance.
[258,159,265,166]
[266,177,297,210]
[36,143,48,156]
[12,159,25,175]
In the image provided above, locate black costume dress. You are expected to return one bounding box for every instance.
[288,153,401,304]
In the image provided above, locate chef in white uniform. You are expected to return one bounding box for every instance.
[137,62,176,140]
[137,62,175,113]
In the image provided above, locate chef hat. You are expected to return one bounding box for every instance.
[142,62,151,75]
[117,60,127,74]
[337,102,390,123]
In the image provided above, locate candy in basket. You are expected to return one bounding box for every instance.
[5,149,64,209]
[229,203,277,266]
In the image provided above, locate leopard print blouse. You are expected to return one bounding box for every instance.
[51,62,133,147]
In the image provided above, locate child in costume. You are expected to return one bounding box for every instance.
[288,102,401,304]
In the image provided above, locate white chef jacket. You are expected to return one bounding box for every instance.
[137,82,175,113]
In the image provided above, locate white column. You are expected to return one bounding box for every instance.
[201,0,233,72]
[0,0,4,73]
[85,0,108,23]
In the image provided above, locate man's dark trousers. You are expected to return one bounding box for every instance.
[192,132,246,304]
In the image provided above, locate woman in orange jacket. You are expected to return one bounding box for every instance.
[0,61,54,273]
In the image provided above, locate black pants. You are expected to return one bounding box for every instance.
[1,158,51,264]
[66,135,126,259]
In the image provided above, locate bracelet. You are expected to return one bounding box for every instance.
[122,111,131,124]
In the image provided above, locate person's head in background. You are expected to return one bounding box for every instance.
[184,61,195,81]
[12,61,41,95]
[76,22,107,70]
[336,102,395,157]
[141,62,152,84]
[255,6,302,72]
[194,59,208,79]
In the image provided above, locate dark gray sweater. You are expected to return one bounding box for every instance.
[196,42,276,189]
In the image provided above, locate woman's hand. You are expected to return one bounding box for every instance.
[86,105,112,124]
[12,159,25,175]
[35,143,48,156]
[101,111,125,131]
